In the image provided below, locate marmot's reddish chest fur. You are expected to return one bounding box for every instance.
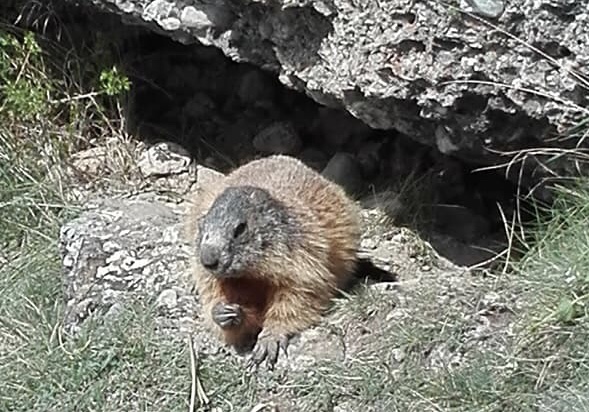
[186,155,361,366]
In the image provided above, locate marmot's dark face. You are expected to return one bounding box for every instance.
[196,185,295,278]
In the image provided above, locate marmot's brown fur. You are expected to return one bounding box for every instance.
[186,155,361,367]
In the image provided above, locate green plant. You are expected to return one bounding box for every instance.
[99,65,130,96]
[0,31,53,120]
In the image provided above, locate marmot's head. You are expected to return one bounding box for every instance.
[196,185,297,278]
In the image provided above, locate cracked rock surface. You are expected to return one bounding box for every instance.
[59,195,198,335]
[76,0,588,167]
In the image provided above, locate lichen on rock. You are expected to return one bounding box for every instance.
[59,195,197,334]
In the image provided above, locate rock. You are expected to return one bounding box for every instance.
[360,237,378,250]
[104,301,125,320]
[195,164,224,195]
[427,232,504,267]
[156,288,178,308]
[138,141,192,177]
[317,107,372,148]
[58,195,196,334]
[71,146,107,176]
[361,190,403,221]
[78,0,589,192]
[252,122,302,155]
[182,92,216,119]
[390,348,406,363]
[237,70,275,105]
[159,16,180,31]
[356,141,384,179]
[217,117,259,159]
[180,5,213,29]
[286,327,345,371]
[141,0,173,23]
[322,152,364,196]
[298,147,328,171]
[464,0,505,18]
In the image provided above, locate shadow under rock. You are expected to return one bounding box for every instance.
[344,257,398,291]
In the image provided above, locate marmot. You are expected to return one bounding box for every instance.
[186,154,361,368]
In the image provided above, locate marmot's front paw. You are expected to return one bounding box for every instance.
[246,330,291,370]
[212,302,243,329]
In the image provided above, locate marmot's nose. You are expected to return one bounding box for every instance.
[200,245,220,271]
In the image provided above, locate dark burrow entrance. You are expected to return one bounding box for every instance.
[10,2,539,268]
[121,30,528,267]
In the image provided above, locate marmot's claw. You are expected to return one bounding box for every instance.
[212,302,243,329]
[246,332,291,371]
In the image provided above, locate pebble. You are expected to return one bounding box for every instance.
[196,164,224,189]
[321,152,363,195]
[157,289,178,309]
[138,142,192,177]
[253,122,302,154]
[70,146,107,176]
[238,70,275,105]
[160,17,181,31]
[299,147,328,171]
[181,6,214,29]
[318,108,371,148]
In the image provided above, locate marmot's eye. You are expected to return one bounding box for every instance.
[233,222,247,239]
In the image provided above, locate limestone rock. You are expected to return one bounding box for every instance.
[356,141,384,179]
[238,69,276,105]
[58,195,196,334]
[138,141,192,177]
[252,121,302,155]
[322,152,363,196]
[182,92,216,119]
[70,146,107,176]
[361,190,404,222]
[196,163,224,188]
[317,107,371,148]
[77,0,588,177]
[299,147,328,171]
[156,288,178,309]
